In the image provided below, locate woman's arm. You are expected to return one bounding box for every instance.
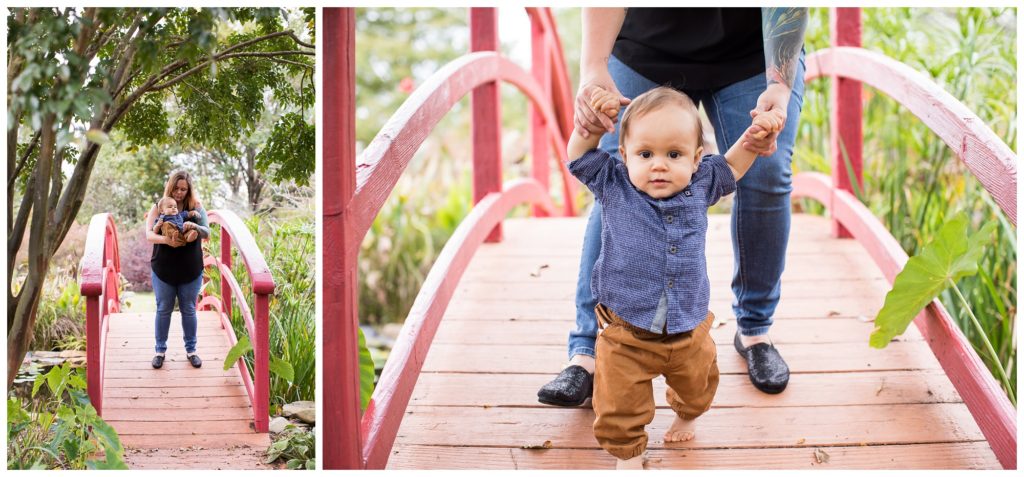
[575,8,630,138]
[145,206,171,245]
[184,206,211,240]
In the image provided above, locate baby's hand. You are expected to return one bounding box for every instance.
[588,86,621,120]
[188,210,199,219]
[749,108,785,139]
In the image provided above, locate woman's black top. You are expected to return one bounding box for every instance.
[612,8,765,90]
[150,207,207,286]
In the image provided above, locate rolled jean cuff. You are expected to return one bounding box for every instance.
[568,347,595,360]
[738,325,771,337]
[605,436,648,461]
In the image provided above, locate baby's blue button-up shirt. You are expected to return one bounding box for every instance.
[569,148,737,334]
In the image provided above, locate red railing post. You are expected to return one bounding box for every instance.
[253,293,270,432]
[220,229,232,328]
[85,295,102,413]
[830,7,863,238]
[470,7,503,242]
[530,14,551,217]
[324,7,364,470]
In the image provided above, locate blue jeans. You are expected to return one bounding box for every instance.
[152,271,202,354]
[568,54,806,359]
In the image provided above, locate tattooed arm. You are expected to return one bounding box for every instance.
[743,8,808,156]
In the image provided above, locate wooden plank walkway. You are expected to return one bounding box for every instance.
[387,214,1001,469]
[102,311,271,469]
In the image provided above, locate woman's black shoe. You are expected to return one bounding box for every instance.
[187,354,202,368]
[151,355,165,369]
[734,332,789,394]
[537,365,593,406]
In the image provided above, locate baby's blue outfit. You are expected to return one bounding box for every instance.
[159,211,191,232]
[568,148,737,334]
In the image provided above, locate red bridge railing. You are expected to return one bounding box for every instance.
[81,213,122,415]
[80,210,275,433]
[324,7,574,469]
[201,209,276,433]
[793,8,1016,469]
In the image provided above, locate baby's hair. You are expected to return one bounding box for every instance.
[158,196,176,210]
[619,86,704,151]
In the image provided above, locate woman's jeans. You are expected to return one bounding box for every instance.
[568,54,806,359]
[152,271,202,354]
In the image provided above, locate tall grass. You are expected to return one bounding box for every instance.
[799,8,1016,394]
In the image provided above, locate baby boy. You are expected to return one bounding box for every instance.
[153,196,199,247]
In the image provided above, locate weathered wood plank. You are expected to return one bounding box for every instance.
[104,407,253,422]
[103,376,244,388]
[409,370,960,408]
[443,296,884,320]
[393,403,984,449]
[421,341,941,374]
[387,441,1000,469]
[103,386,249,398]
[118,433,269,450]
[432,316,918,346]
[104,395,253,409]
[108,419,255,435]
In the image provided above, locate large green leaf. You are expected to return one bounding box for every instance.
[870,214,997,348]
[357,328,375,411]
[269,356,295,382]
[224,336,253,371]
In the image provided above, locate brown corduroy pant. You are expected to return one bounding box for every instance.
[592,304,719,460]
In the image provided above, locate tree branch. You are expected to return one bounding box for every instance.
[289,31,314,49]
[9,131,41,191]
[149,50,314,92]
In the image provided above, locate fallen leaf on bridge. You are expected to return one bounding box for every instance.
[529,264,550,277]
[521,440,553,449]
[813,448,830,464]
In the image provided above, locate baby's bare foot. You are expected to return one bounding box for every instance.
[664,416,697,442]
[615,454,645,470]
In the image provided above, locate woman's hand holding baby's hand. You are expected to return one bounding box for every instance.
[588,86,621,120]
[749,108,785,139]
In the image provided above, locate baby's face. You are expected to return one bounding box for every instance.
[161,202,178,215]
[619,105,703,199]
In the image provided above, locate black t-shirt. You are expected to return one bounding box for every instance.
[151,209,204,286]
[612,8,765,90]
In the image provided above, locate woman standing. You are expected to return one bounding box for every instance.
[145,170,210,369]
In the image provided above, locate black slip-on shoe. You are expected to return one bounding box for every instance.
[734,332,789,394]
[537,365,593,406]
[151,355,165,369]
[187,354,202,368]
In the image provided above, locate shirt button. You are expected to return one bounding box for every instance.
[667,279,674,288]
[665,215,674,224]
[669,245,678,254]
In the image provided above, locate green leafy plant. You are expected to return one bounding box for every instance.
[31,274,86,351]
[870,213,1011,404]
[358,328,375,410]
[265,425,314,470]
[7,363,128,469]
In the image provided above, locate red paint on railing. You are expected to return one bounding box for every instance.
[323,7,363,470]
[470,8,503,243]
[805,47,1017,226]
[81,213,121,415]
[206,209,275,433]
[361,179,558,468]
[829,7,863,238]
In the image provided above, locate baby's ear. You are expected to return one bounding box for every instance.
[618,145,626,161]
[693,146,704,166]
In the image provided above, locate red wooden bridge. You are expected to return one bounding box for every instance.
[324,7,1016,470]
[80,210,275,469]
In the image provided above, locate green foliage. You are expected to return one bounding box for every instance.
[357,328,375,410]
[265,426,314,469]
[798,7,1016,396]
[32,274,86,352]
[223,335,253,371]
[255,112,316,187]
[7,364,128,469]
[871,213,996,347]
[76,139,177,225]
